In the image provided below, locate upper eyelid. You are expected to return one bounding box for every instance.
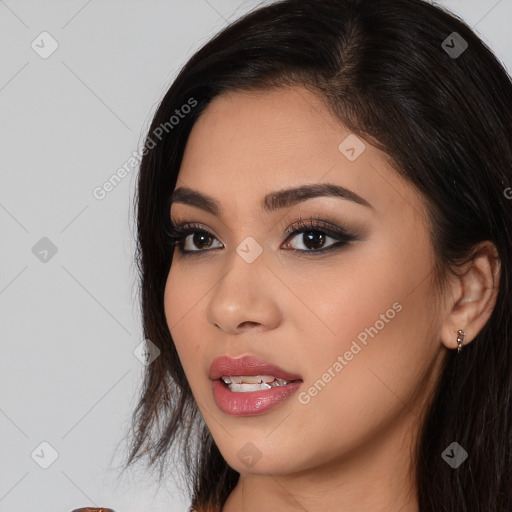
[283,218,352,236]
[170,218,346,234]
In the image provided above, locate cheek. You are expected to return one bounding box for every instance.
[163,264,203,369]
[163,266,216,411]
[283,245,410,361]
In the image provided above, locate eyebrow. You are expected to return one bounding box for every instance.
[169,183,374,216]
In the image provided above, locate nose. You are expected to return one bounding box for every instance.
[206,250,282,335]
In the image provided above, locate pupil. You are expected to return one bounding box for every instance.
[304,231,324,250]
[194,233,212,249]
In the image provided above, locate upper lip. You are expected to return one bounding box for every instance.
[208,355,303,382]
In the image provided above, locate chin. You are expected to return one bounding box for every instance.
[219,443,305,475]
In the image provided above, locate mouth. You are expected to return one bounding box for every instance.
[209,355,303,416]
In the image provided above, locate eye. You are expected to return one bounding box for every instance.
[281,218,357,254]
[167,222,223,254]
[284,230,338,251]
[167,217,359,258]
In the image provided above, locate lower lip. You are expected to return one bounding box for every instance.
[211,379,303,416]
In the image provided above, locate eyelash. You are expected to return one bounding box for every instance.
[166,217,359,258]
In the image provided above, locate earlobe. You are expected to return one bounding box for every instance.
[439,241,501,351]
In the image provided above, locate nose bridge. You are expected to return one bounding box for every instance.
[206,239,281,333]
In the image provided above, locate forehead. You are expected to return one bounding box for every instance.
[181,87,342,174]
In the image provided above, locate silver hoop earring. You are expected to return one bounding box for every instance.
[457,329,466,353]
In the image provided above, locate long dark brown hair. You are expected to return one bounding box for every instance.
[122,1,512,510]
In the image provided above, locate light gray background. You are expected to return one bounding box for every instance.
[1,1,511,511]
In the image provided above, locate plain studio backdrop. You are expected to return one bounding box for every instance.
[0,1,511,511]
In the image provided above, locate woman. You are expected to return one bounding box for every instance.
[122,0,512,510]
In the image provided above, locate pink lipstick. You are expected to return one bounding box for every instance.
[209,355,303,416]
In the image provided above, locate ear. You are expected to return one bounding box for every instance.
[440,241,501,350]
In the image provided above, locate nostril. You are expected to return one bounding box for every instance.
[238,321,260,328]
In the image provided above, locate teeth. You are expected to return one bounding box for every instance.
[222,375,276,385]
[220,375,291,392]
[230,382,273,392]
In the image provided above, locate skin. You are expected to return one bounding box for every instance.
[163,86,500,512]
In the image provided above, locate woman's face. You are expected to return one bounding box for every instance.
[164,86,448,478]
